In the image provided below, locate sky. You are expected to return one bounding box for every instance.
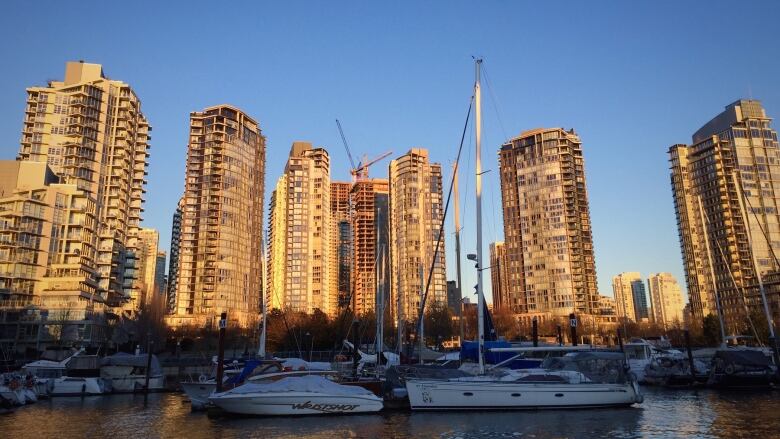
[1,1,780,305]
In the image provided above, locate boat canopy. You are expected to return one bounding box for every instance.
[461,340,512,364]
[714,350,772,367]
[100,352,162,375]
[215,375,374,396]
[541,352,629,384]
[278,358,332,371]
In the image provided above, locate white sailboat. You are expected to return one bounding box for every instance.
[405,59,642,410]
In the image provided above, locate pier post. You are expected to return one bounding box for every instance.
[617,328,624,352]
[684,329,696,382]
[569,313,578,347]
[352,318,359,379]
[144,331,153,394]
[556,325,562,346]
[216,312,227,393]
[532,317,538,347]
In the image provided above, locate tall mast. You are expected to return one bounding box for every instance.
[258,232,268,358]
[375,246,385,378]
[475,58,485,374]
[697,196,727,346]
[453,162,465,346]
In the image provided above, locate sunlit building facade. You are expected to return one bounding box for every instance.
[267,143,335,316]
[648,272,685,329]
[612,272,640,322]
[489,241,510,310]
[498,128,599,320]
[352,178,390,315]
[670,100,780,330]
[0,161,105,351]
[389,148,446,323]
[170,105,265,329]
[17,61,151,310]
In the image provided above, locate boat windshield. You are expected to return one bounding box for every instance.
[541,352,629,384]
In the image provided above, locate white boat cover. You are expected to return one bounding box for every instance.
[216,375,374,396]
[100,352,162,375]
[278,358,332,371]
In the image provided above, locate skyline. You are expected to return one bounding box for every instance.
[2,2,780,302]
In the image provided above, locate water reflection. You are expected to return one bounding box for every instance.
[1,388,778,439]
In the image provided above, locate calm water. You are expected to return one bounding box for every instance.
[2,388,779,438]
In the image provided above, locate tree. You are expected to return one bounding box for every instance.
[492,307,519,340]
[424,303,455,345]
[702,314,722,347]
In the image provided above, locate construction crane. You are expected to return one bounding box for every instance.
[336,119,392,182]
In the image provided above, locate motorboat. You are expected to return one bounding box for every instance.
[405,351,642,410]
[707,348,776,389]
[0,374,38,405]
[643,354,710,387]
[48,353,109,396]
[100,352,165,393]
[182,358,338,410]
[623,338,684,383]
[208,375,383,416]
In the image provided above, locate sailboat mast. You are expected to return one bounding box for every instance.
[453,162,465,346]
[258,232,268,358]
[474,58,485,374]
[697,195,727,346]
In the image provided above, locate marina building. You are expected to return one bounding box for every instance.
[266,143,336,316]
[647,272,685,329]
[169,105,265,329]
[389,148,447,323]
[489,241,510,310]
[498,128,599,321]
[17,61,151,313]
[669,100,780,329]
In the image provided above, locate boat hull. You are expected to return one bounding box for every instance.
[405,379,641,410]
[49,377,107,396]
[209,391,384,416]
[106,375,165,393]
[181,381,217,409]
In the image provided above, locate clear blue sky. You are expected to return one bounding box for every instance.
[2,1,779,304]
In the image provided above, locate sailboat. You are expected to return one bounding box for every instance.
[404,59,643,410]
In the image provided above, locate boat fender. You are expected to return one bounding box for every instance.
[724,364,735,375]
[199,374,208,383]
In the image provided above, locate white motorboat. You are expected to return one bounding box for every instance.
[100,352,165,393]
[208,375,383,416]
[48,376,108,396]
[406,351,642,410]
[48,353,109,396]
[182,359,339,410]
[623,338,683,383]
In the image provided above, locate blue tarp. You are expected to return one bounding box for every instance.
[224,360,262,385]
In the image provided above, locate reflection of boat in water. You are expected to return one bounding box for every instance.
[406,352,643,410]
[707,349,776,389]
[208,375,383,416]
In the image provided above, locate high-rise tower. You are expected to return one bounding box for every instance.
[266,143,335,316]
[389,148,447,322]
[170,105,265,329]
[648,272,685,329]
[498,128,599,320]
[670,100,780,329]
[17,61,150,310]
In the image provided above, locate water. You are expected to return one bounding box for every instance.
[2,388,779,438]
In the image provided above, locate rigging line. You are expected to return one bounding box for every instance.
[709,218,763,344]
[417,95,474,336]
[481,62,509,143]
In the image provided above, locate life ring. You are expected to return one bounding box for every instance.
[724,364,735,375]
[199,374,208,383]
